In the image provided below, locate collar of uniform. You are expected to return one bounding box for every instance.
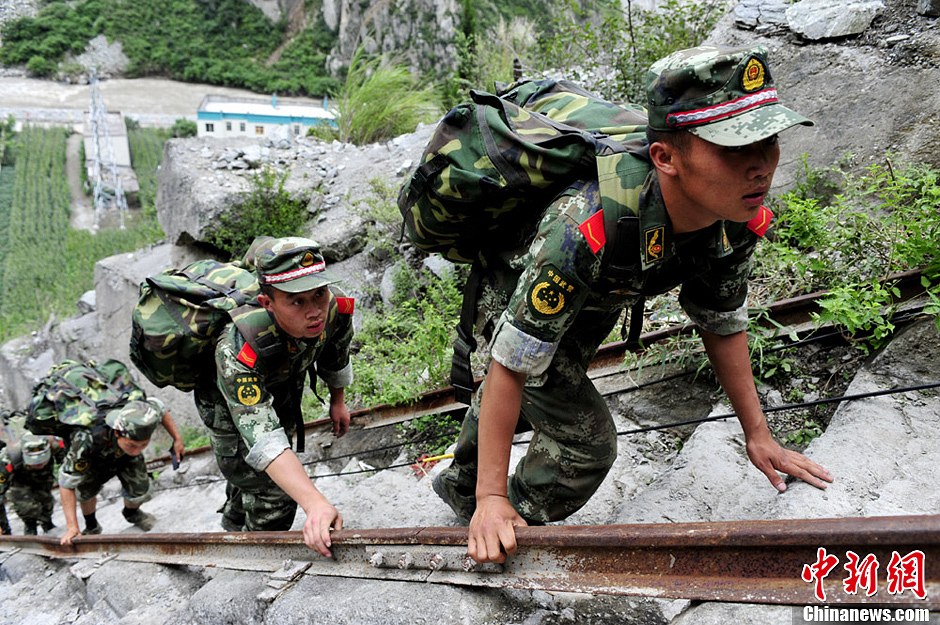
[638,172,735,270]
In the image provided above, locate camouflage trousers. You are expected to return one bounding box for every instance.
[75,455,152,506]
[437,327,620,524]
[8,483,55,525]
[0,501,10,534]
[194,387,297,532]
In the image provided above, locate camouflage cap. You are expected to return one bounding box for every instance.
[105,399,163,441]
[21,433,51,467]
[646,44,813,147]
[253,236,340,294]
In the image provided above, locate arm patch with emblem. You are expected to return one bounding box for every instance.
[234,374,263,406]
[527,265,578,320]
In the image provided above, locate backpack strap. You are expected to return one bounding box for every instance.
[597,143,652,351]
[229,305,304,451]
[451,262,483,405]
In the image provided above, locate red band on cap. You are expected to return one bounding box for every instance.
[667,88,778,128]
[262,261,327,284]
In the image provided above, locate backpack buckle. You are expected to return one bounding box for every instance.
[450,328,477,406]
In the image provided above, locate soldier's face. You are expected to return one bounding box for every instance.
[667,133,780,227]
[259,286,332,339]
[117,437,150,457]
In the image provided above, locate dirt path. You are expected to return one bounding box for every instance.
[66,133,94,231]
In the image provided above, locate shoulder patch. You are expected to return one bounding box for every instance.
[336,297,355,315]
[236,342,258,368]
[746,205,773,237]
[527,264,578,320]
[234,374,263,406]
[578,210,606,255]
[643,226,665,264]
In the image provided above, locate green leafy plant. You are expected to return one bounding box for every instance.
[753,157,940,354]
[203,166,307,259]
[331,48,442,146]
[784,417,824,448]
[534,0,728,102]
[396,413,460,459]
[169,118,197,138]
[348,264,462,408]
[811,280,900,354]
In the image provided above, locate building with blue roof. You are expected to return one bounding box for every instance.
[196,94,336,138]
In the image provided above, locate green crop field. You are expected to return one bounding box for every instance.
[0,126,165,342]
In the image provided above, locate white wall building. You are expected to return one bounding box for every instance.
[196,94,336,139]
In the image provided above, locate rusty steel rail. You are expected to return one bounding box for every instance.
[2,514,938,608]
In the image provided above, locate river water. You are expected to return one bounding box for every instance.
[0,74,311,127]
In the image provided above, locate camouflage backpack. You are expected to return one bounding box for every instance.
[129,259,279,391]
[397,78,649,264]
[26,359,143,437]
[398,78,651,402]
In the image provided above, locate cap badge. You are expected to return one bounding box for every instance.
[300,251,316,267]
[742,58,765,92]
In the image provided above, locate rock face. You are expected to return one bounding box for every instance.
[321,0,460,78]
[251,0,461,79]
[786,0,885,39]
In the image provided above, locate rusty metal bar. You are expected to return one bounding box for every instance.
[2,514,937,608]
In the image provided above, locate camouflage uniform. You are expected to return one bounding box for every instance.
[57,420,152,506]
[437,164,761,523]
[194,286,354,531]
[0,435,66,533]
[435,43,813,524]
[0,435,8,534]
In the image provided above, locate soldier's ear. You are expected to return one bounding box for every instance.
[258,293,273,311]
[649,141,678,177]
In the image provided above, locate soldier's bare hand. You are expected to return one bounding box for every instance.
[302,501,343,558]
[60,526,80,546]
[329,402,350,438]
[467,495,526,564]
[746,436,833,492]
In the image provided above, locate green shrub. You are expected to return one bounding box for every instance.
[127,126,170,214]
[332,48,443,146]
[0,0,338,97]
[348,264,462,408]
[533,0,729,102]
[169,118,197,138]
[203,167,308,259]
[753,158,940,354]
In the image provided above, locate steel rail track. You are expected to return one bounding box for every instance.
[1,514,938,608]
[145,268,929,471]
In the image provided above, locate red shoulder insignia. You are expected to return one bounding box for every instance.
[578,210,606,254]
[236,342,258,368]
[5,463,12,473]
[747,205,773,237]
[336,297,355,315]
